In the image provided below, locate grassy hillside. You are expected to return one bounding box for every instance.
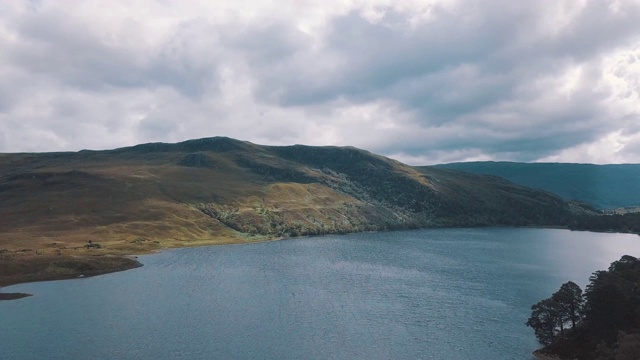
[0,137,583,256]
[433,162,640,209]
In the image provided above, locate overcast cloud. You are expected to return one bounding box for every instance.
[1,0,639,164]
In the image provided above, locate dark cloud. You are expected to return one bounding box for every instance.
[7,9,224,98]
[9,9,148,90]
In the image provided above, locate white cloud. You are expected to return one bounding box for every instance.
[0,0,639,165]
[600,45,640,119]
[538,130,640,164]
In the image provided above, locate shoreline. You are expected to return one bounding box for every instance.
[0,292,32,301]
[2,226,637,302]
[533,350,562,359]
[0,253,143,301]
[0,234,280,301]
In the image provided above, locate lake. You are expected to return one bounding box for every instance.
[2,228,640,359]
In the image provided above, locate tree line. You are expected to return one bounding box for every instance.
[570,213,640,234]
[526,255,640,359]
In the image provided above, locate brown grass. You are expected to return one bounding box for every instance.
[0,251,143,300]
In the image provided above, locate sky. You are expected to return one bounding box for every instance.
[1,1,639,165]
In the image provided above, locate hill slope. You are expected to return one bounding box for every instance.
[433,162,640,209]
[0,137,582,255]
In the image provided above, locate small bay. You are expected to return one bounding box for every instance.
[2,228,640,360]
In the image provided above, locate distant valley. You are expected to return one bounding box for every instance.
[434,161,640,209]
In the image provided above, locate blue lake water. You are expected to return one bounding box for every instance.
[2,228,640,360]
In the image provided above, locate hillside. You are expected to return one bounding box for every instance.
[0,137,585,257]
[433,162,640,209]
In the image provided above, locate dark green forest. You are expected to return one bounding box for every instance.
[528,255,640,359]
[570,213,640,234]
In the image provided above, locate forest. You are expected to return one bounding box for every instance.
[527,255,640,359]
[570,213,640,235]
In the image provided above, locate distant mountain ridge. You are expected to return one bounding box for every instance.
[433,161,640,209]
[0,137,585,253]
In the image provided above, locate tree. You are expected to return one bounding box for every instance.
[526,282,584,345]
[526,298,562,345]
[552,281,583,331]
[527,256,640,358]
[584,256,640,341]
[613,332,640,360]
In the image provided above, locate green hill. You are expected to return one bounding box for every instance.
[0,138,582,254]
[433,162,640,209]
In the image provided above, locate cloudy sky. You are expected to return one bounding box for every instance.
[1,0,639,164]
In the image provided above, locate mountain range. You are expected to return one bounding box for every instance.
[0,137,588,255]
[434,162,640,209]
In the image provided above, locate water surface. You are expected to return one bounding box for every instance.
[2,228,640,359]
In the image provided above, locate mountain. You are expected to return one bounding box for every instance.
[0,137,584,256]
[433,162,640,209]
